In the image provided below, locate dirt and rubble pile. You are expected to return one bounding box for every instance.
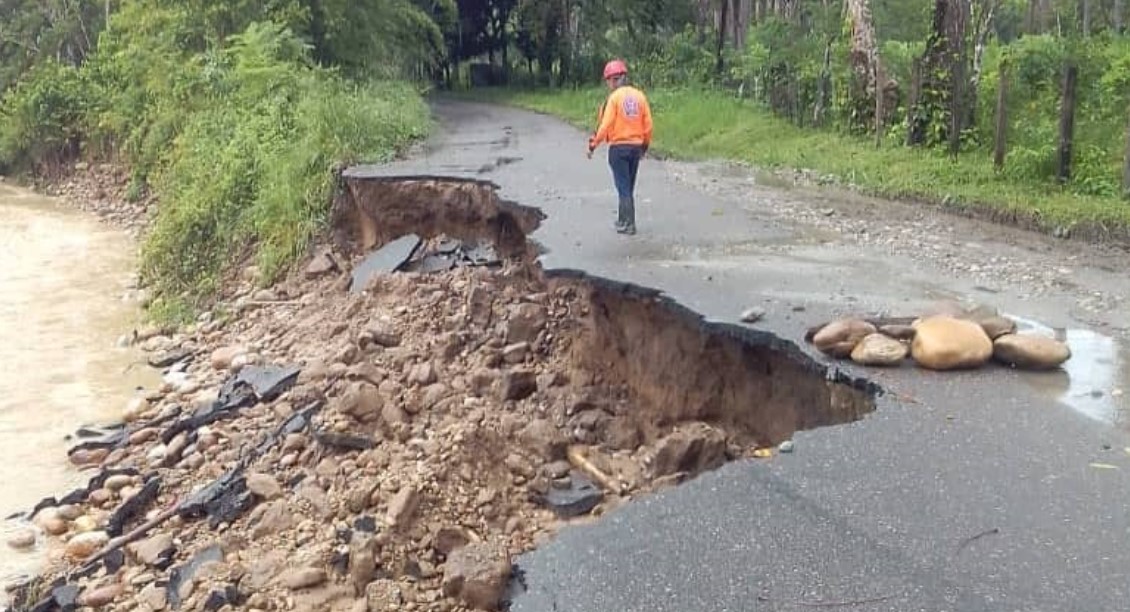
[6,244,767,612]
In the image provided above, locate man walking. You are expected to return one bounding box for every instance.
[587,59,653,235]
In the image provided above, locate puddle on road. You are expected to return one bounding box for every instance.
[0,183,155,591]
[1010,315,1130,429]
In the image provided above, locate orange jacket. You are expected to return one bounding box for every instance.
[589,85,653,150]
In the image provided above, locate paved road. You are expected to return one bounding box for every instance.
[350,100,1130,612]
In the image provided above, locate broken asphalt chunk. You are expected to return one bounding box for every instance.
[314,429,378,451]
[107,477,161,537]
[167,544,224,609]
[540,472,603,518]
[350,234,422,292]
[235,364,301,401]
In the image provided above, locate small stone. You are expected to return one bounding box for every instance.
[65,531,110,560]
[72,515,99,533]
[502,343,529,364]
[602,417,642,451]
[543,461,571,480]
[386,487,419,529]
[366,323,402,348]
[7,529,36,550]
[138,583,167,610]
[70,448,109,466]
[246,473,283,500]
[281,567,327,590]
[778,440,795,453]
[78,583,123,607]
[336,381,384,422]
[434,527,470,556]
[210,345,248,370]
[251,501,296,539]
[349,533,377,595]
[442,542,512,611]
[740,307,766,323]
[365,579,403,611]
[41,516,68,536]
[506,303,548,344]
[122,397,150,423]
[519,419,567,460]
[128,533,174,566]
[57,505,82,521]
[407,362,438,386]
[104,474,133,492]
[647,422,728,479]
[305,250,338,278]
[500,368,537,401]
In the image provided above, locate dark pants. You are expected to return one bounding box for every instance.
[608,144,643,230]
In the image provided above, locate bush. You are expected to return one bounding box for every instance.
[0,60,88,170]
[139,24,428,314]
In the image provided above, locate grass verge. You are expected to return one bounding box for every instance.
[460,87,1130,244]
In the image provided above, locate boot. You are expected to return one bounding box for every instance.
[616,197,636,235]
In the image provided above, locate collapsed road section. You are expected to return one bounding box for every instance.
[3,176,876,612]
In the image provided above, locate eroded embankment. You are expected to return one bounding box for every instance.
[5,176,876,612]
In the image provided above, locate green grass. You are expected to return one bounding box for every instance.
[462,87,1130,239]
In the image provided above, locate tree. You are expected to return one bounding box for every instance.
[909,0,970,147]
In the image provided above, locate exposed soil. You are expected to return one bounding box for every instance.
[4,177,874,612]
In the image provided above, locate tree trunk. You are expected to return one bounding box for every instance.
[846,0,886,129]
[994,62,1009,169]
[968,0,999,131]
[1057,63,1078,183]
[1116,0,1125,33]
[910,0,970,146]
[716,0,730,76]
[813,39,833,125]
[1081,0,1091,36]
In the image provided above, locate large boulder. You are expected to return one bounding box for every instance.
[812,319,877,358]
[993,334,1071,370]
[850,333,909,367]
[910,316,993,371]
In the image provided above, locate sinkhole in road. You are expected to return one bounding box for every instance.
[335,172,879,485]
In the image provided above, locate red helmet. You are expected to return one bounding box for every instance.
[603,59,628,80]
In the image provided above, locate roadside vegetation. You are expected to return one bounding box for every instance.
[452,0,1130,240]
[0,0,452,318]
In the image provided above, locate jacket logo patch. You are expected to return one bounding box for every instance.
[621,96,640,118]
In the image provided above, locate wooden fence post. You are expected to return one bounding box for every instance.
[1057,62,1078,184]
[993,63,1009,170]
[906,58,922,146]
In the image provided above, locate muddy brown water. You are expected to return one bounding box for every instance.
[0,182,155,591]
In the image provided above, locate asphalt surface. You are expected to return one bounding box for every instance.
[347,100,1130,612]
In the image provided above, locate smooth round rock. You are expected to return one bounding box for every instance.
[7,529,36,550]
[911,316,992,371]
[65,531,110,560]
[993,334,1071,370]
[850,333,909,366]
[72,515,99,533]
[778,440,795,453]
[812,319,877,358]
[78,583,123,607]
